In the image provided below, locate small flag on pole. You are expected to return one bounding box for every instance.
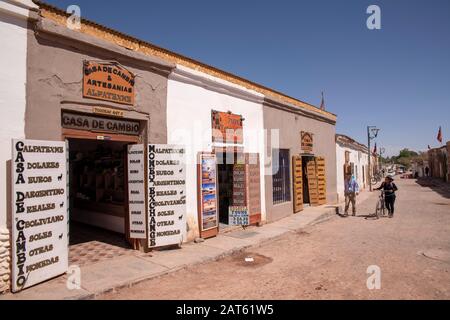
[437,126,443,143]
[320,91,325,110]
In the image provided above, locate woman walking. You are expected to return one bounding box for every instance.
[375,175,398,218]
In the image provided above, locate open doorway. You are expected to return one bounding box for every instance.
[67,138,133,265]
[301,155,315,206]
[217,152,235,228]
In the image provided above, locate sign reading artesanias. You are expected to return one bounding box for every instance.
[147,144,186,248]
[11,139,68,292]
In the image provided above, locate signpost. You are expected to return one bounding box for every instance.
[11,139,68,292]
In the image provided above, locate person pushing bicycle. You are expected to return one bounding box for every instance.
[375,175,398,218]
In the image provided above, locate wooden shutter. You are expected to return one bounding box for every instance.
[316,157,327,205]
[246,153,262,225]
[292,155,303,213]
[307,160,319,206]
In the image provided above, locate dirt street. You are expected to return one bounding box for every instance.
[100,178,450,300]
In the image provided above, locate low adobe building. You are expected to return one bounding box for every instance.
[0,0,338,293]
[335,134,371,202]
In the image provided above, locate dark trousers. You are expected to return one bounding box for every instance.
[385,195,396,215]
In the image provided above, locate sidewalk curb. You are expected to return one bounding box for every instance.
[1,205,341,300]
[85,206,341,300]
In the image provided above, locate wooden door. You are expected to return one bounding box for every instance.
[316,157,327,205]
[292,155,303,213]
[307,160,319,206]
[246,153,262,225]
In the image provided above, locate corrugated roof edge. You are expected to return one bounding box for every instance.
[33,0,337,121]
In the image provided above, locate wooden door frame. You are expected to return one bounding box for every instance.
[63,129,140,246]
[292,155,303,213]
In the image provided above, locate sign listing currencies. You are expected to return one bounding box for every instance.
[127,144,146,239]
[228,206,249,226]
[11,139,68,292]
[147,144,186,248]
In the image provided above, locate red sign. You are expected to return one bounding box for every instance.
[211,111,243,144]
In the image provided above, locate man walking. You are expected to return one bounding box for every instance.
[344,175,359,216]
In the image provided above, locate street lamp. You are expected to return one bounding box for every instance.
[367,126,380,191]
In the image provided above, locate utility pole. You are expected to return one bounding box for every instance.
[367,126,380,191]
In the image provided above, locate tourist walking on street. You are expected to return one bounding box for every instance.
[344,175,359,216]
[375,175,398,218]
[425,166,430,177]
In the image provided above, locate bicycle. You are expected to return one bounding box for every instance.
[375,190,387,219]
[371,171,383,185]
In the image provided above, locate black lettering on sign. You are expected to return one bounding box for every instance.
[148,145,156,247]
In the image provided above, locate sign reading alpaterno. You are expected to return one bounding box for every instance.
[11,139,68,292]
[147,144,186,248]
[62,112,140,136]
[127,144,146,239]
[83,60,135,106]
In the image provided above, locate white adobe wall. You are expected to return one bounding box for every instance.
[167,65,266,241]
[336,143,369,202]
[0,0,37,294]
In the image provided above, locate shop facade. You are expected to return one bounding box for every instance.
[428,143,450,182]
[167,65,266,240]
[263,98,338,222]
[335,134,369,202]
[1,2,340,294]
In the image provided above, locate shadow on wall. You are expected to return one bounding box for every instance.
[415,177,450,200]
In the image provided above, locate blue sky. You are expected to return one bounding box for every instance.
[46,0,450,156]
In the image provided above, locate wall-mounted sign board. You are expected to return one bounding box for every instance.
[127,144,146,239]
[147,144,186,248]
[301,131,314,153]
[62,112,140,136]
[11,139,68,292]
[83,61,135,106]
[93,106,124,118]
[211,110,244,144]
